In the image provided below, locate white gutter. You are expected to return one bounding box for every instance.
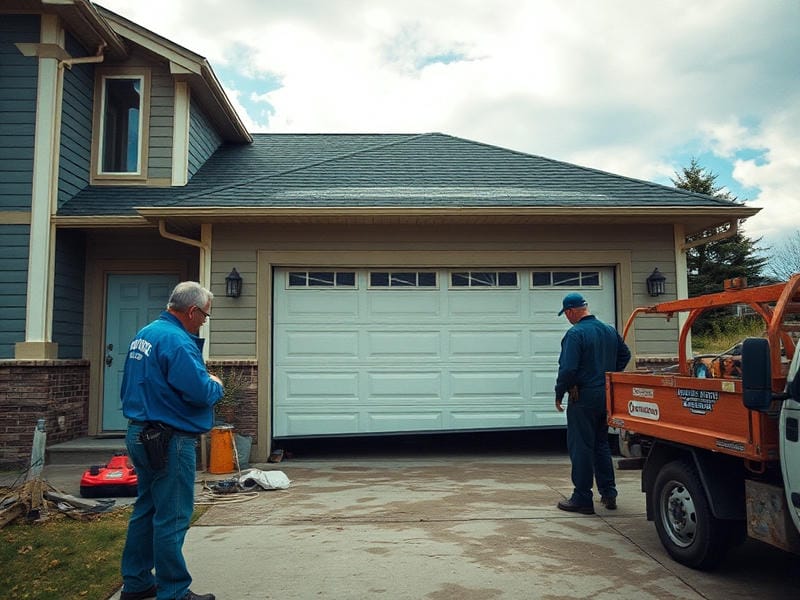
[59,43,106,69]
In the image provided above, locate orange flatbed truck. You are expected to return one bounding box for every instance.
[607,275,800,569]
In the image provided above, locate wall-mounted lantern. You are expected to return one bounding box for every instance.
[225,268,242,298]
[646,267,666,297]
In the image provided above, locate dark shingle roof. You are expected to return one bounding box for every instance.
[59,133,746,216]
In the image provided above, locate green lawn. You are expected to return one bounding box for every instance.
[0,507,130,600]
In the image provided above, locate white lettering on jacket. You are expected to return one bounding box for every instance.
[128,338,152,357]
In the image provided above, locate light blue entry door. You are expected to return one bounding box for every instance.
[102,274,179,431]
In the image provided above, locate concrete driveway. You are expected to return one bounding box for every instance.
[174,451,798,600]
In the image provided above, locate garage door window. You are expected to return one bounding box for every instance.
[531,270,601,288]
[450,271,518,288]
[369,271,437,287]
[288,271,356,288]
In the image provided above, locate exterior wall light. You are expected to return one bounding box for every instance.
[646,267,666,297]
[225,268,242,298]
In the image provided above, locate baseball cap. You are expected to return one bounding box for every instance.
[558,292,587,316]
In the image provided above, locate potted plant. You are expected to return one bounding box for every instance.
[210,367,247,426]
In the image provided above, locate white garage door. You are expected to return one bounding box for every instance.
[273,267,616,437]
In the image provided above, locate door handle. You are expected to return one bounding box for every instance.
[105,343,114,367]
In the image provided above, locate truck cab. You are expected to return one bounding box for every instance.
[743,335,800,539]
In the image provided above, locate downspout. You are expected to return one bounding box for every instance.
[158,220,213,359]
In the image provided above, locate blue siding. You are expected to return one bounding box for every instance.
[0,225,30,359]
[188,97,221,178]
[52,230,86,359]
[58,33,93,208]
[0,15,39,211]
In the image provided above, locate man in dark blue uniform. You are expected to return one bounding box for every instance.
[119,282,224,600]
[555,292,630,514]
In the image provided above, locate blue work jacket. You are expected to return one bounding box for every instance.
[121,311,223,433]
[555,314,631,399]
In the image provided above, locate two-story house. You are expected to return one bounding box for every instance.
[0,0,758,465]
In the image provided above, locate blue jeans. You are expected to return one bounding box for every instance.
[566,387,616,506]
[121,422,197,600]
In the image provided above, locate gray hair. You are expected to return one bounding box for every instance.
[167,281,214,311]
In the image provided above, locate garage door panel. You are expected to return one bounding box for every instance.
[284,371,358,399]
[367,372,441,398]
[283,330,359,358]
[449,330,522,357]
[367,412,443,432]
[449,371,524,397]
[449,410,526,429]
[533,412,570,427]
[282,292,359,319]
[368,293,441,318]
[532,371,561,395]
[530,330,568,358]
[282,412,360,436]
[448,293,522,318]
[366,331,441,357]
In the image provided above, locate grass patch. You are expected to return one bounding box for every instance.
[692,317,766,355]
[0,502,209,600]
[0,507,130,600]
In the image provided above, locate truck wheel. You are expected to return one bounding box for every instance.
[652,460,729,570]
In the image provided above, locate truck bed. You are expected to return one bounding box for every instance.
[607,371,780,463]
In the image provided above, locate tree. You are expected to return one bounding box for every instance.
[672,159,768,334]
[766,230,800,282]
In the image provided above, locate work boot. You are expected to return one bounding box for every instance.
[557,498,595,514]
[601,496,617,510]
[120,585,157,600]
[178,591,215,600]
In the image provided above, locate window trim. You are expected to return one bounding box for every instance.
[286,270,357,289]
[530,270,603,289]
[91,68,151,184]
[368,271,438,289]
[449,270,520,289]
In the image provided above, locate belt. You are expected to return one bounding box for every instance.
[129,420,200,438]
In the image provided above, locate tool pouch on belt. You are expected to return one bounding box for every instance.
[139,422,174,470]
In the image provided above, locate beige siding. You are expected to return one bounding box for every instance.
[148,70,174,180]
[208,222,680,360]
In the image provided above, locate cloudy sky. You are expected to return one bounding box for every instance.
[101,0,799,253]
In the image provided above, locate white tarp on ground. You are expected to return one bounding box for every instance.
[237,469,291,490]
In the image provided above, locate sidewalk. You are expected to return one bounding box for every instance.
[87,452,798,600]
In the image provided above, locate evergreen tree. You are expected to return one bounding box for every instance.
[672,159,768,334]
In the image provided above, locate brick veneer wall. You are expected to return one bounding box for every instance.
[0,360,89,467]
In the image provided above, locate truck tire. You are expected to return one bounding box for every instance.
[652,460,730,570]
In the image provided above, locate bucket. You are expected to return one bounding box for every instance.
[234,433,252,470]
[209,425,235,474]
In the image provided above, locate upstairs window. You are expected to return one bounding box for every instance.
[100,76,142,174]
[92,69,150,182]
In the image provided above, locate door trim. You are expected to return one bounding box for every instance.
[85,260,187,435]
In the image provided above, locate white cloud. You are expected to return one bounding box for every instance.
[100,0,800,249]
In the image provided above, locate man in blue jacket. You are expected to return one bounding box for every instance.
[554,292,631,515]
[119,282,224,600]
